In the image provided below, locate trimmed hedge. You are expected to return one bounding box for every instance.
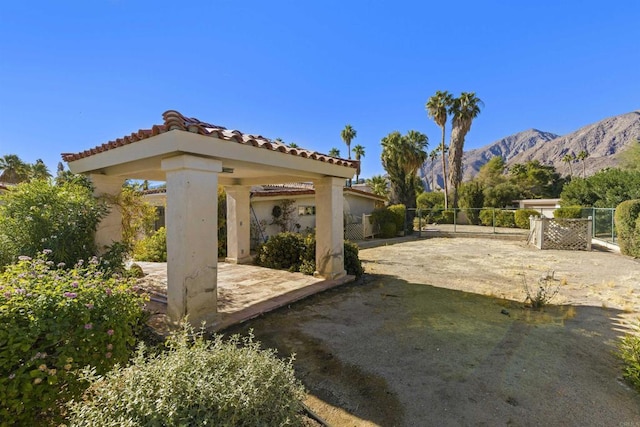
[615,199,640,257]
[387,204,406,234]
[554,206,583,219]
[514,209,541,229]
[479,209,516,228]
[371,208,398,238]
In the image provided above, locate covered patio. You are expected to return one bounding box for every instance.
[62,110,357,325]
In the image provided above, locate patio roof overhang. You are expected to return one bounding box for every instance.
[63,110,356,185]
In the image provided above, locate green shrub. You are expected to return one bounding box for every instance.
[479,208,494,226]
[619,327,640,392]
[479,209,516,227]
[496,210,516,228]
[296,235,364,278]
[554,206,583,219]
[0,252,146,424]
[371,207,397,238]
[256,232,305,271]
[344,241,364,278]
[615,199,640,257]
[458,181,485,225]
[438,210,455,224]
[67,326,306,426]
[133,227,168,262]
[514,209,541,229]
[388,204,406,234]
[0,180,107,269]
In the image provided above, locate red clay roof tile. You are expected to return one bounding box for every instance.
[61,110,358,169]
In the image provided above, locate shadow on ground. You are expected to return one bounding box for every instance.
[226,274,640,427]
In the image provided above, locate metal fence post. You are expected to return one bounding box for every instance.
[453,208,457,232]
[492,208,496,234]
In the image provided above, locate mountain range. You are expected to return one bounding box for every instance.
[420,110,640,190]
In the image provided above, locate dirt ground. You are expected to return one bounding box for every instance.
[227,236,640,426]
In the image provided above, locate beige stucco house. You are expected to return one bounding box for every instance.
[144,182,385,244]
[62,110,357,325]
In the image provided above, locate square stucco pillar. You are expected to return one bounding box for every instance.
[161,155,222,325]
[225,185,252,264]
[89,174,125,254]
[314,177,346,279]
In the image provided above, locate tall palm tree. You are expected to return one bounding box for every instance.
[577,150,589,177]
[328,147,341,157]
[562,153,575,177]
[0,154,29,184]
[426,91,453,208]
[29,159,51,181]
[341,125,357,160]
[428,149,438,191]
[448,92,484,208]
[352,144,366,183]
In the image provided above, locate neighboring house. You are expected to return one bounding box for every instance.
[143,183,385,243]
[516,198,561,218]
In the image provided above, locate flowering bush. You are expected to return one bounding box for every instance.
[0,252,147,424]
[67,326,306,426]
[0,179,107,269]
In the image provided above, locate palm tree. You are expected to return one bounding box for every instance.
[366,175,389,199]
[29,159,51,181]
[328,147,341,157]
[288,142,299,148]
[428,149,438,191]
[341,125,357,160]
[352,144,365,183]
[577,150,589,177]
[448,92,484,208]
[426,91,453,208]
[381,130,427,208]
[0,154,29,184]
[562,153,575,177]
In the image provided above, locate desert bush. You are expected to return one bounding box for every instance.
[614,199,640,257]
[0,180,107,269]
[0,252,146,424]
[296,235,363,278]
[554,206,583,219]
[133,227,168,262]
[387,204,406,234]
[522,270,561,309]
[458,181,485,224]
[256,232,305,271]
[619,326,640,392]
[371,208,398,238]
[438,210,455,224]
[514,209,540,229]
[67,326,305,427]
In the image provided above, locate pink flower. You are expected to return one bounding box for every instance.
[105,288,112,296]
[107,343,113,350]
[64,292,77,298]
[107,329,114,336]
[85,303,94,309]
[105,352,112,359]
[84,323,93,330]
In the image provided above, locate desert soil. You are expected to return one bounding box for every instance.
[227,236,640,426]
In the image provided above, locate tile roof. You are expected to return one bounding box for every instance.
[61,110,358,169]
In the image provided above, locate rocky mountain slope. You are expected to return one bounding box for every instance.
[420,110,640,190]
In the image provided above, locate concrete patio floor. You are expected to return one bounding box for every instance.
[136,261,355,332]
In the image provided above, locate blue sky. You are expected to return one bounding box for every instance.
[1,0,638,180]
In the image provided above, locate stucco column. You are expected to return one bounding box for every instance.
[225,185,252,264]
[89,174,125,254]
[161,155,222,325]
[314,177,346,279]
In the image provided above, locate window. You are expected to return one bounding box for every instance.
[298,205,316,216]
